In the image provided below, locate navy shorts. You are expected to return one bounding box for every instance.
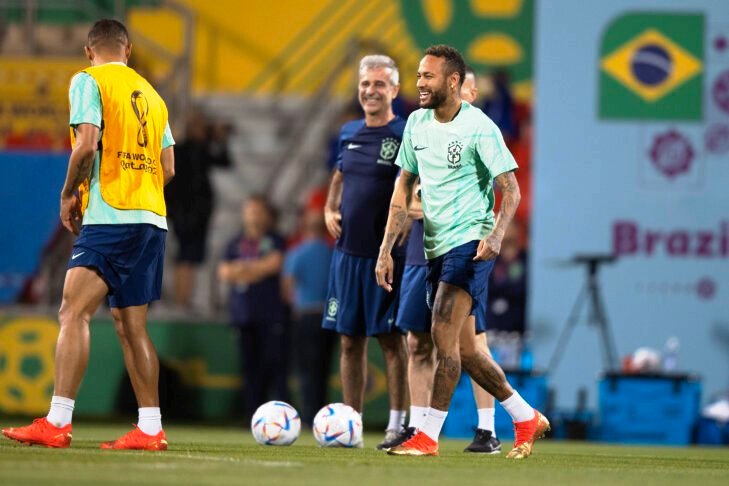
[399,261,488,334]
[68,224,166,308]
[426,240,495,325]
[474,292,487,334]
[396,265,430,333]
[322,249,404,337]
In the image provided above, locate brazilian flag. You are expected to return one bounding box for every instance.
[599,13,703,120]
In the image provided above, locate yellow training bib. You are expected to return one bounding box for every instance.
[69,64,168,216]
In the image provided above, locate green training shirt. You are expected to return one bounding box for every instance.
[395,101,518,260]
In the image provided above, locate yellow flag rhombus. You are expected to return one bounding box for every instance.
[601,29,702,102]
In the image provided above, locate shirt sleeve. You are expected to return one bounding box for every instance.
[476,116,518,178]
[69,73,102,129]
[283,249,297,277]
[162,121,175,148]
[335,127,347,172]
[394,116,418,175]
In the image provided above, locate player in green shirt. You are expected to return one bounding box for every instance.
[376,45,549,459]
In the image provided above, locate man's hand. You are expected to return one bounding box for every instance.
[60,194,82,235]
[474,230,503,261]
[217,262,232,282]
[408,205,423,220]
[375,251,394,292]
[218,261,255,284]
[324,208,342,239]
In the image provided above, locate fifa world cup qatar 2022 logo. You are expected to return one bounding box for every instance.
[131,90,149,148]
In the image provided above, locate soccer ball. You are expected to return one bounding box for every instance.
[631,347,662,372]
[251,401,301,446]
[312,403,363,448]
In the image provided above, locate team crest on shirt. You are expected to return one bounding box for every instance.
[447,140,463,168]
[326,298,339,321]
[377,137,400,165]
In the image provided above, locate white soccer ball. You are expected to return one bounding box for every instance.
[312,403,363,448]
[251,401,301,446]
[632,347,662,372]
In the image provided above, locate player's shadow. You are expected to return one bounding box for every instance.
[114,360,203,421]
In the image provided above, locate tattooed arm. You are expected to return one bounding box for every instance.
[474,170,521,261]
[375,170,418,291]
[60,123,99,235]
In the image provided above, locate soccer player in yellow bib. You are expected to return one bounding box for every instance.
[2,19,175,451]
[376,45,549,458]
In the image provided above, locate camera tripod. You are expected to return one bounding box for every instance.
[548,254,620,373]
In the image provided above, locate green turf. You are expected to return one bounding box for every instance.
[1,423,728,485]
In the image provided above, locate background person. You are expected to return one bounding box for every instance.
[218,195,288,421]
[165,111,232,310]
[282,206,336,425]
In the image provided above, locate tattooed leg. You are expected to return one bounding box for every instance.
[460,321,514,402]
[429,282,472,411]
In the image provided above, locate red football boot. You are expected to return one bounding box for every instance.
[2,418,72,448]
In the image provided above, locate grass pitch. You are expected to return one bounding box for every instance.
[1,422,728,485]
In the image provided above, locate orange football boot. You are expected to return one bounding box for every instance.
[100,425,167,451]
[506,410,550,459]
[386,430,439,456]
[2,418,72,448]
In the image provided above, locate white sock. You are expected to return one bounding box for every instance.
[386,409,407,431]
[477,407,496,435]
[420,408,448,442]
[408,406,429,430]
[137,407,162,435]
[500,391,534,423]
[47,395,74,427]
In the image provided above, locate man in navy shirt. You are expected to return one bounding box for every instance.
[219,195,288,420]
[323,55,408,448]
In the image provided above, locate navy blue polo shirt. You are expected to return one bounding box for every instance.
[223,232,285,326]
[336,116,406,258]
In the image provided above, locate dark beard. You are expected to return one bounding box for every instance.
[420,85,448,109]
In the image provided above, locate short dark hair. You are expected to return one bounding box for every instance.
[425,45,466,87]
[87,19,129,49]
[246,193,278,224]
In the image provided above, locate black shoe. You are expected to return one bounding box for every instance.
[376,426,416,451]
[464,428,502,454]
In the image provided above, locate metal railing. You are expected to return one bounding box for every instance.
[245,0,416,213]
[0,0,193,130]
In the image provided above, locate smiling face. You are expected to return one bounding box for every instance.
[416,55,456,109]
[358,66,399,117]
